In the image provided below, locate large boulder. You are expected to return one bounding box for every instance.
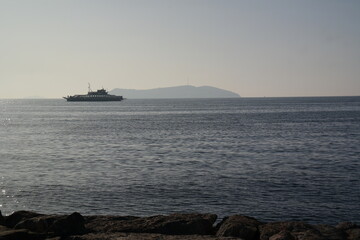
[4,211,43,228]
[14,215,58,233]
[49,212,85,236]
[216,215,262,240]
[86,213,217,235]
[14,212,85,236]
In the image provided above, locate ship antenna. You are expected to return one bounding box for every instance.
[88,83,92,93]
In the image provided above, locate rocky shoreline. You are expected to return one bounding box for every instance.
[0,211,359,240]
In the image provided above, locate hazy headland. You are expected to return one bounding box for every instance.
[109,85,240,99]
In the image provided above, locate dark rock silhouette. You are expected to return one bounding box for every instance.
[85,213,217,235]
[49,212,85,236]
[259,221,348,240]
[0,211,4,226]
[0,211,359,240]
[216,215,262,239]
[14,214,57,233]
[110,85,240,99]
[268,230,296,240]
[336,222,360,240]
[13,212,85,236]
[259,221,315,240]
[347,229,360,240]
[0,225,43,240]
[4,211,43,228]
[313,224,346,240]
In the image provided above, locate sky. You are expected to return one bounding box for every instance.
[0,0,360,98]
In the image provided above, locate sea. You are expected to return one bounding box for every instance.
[0,97,359,225]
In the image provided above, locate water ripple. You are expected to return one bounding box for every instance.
[0,97,359,224]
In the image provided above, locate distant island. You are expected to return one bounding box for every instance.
[109,85,240,99]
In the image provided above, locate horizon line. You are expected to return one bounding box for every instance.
[1,95,360,100]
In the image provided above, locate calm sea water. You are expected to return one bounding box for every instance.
[0,97,359,224]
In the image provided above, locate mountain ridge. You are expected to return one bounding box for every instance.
[109,85,240,99]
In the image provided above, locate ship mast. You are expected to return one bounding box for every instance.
[88,83,92,93]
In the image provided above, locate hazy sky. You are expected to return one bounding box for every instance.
[1,0,359,98]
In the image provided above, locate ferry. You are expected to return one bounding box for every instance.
[64,85,124,102]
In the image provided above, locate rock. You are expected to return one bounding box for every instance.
[14,212,85,236]
[336,222,359,231]
[14,215,58,233]
[313,224,346,240]
[0,211,4,226]
[2,211,358,239]
[259,221,314,240]
[294,229,327,240]
[4,210,43,228]
[62,232,243,240]
[0,225,44,240]
[0,225,9,232]
[84,215,140,233]
[335,222,360,240]
[269,231,295,240]
[49,212,85,236]
[216,215,261,240]
[346,228,360,240]
[86,213,217,235]
[260,222,348,240]
[0,228,30,240]
[144,213,217,235]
